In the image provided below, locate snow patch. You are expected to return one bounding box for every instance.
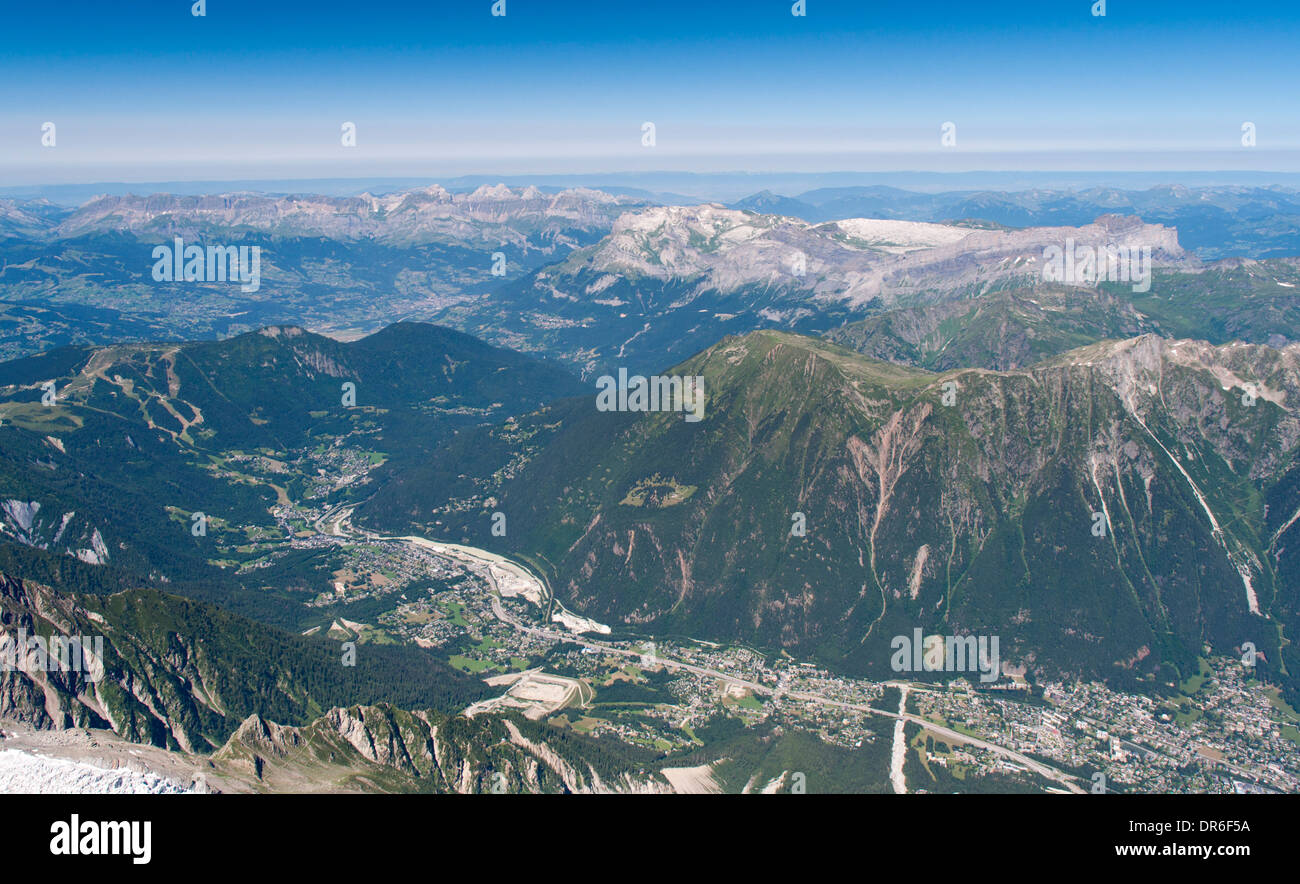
[0,749,191,794]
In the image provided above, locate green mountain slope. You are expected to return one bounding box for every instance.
[211,704,668,793]
[825,287,1155,371]
[826,261,1300,372]
[0,322,582,614]
[0,573,489,752]
[365,331,1300,698]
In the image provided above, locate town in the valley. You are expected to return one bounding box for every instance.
[213,438,1300,796]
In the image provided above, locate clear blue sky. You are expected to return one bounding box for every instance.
[2,0,1298,183]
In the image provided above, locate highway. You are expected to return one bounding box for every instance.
[318,510,1088,794]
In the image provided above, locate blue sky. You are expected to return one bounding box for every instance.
[2,0,1299,183]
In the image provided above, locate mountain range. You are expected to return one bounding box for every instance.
[362,329,1300,698]
[730,185,1300,260]
[1,179,1298,793]
[0,185,640,361]
[0,322,582,626]
[3,182,1296,365]
[436,205,1192,377]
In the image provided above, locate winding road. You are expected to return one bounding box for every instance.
[319,509,1087,794]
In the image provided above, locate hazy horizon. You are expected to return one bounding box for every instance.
[4,0,1298,186]
[9,166,1300,207]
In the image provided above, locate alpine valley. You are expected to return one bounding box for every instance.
[1,183,1298,795]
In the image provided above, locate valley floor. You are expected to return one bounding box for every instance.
[7,441,1297,794]
[332,515,1293,793]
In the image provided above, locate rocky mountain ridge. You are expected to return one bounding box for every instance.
[391,330,1300,692]
[49,184,640,248]
[213,704,670,793]
[569,205,1190,307]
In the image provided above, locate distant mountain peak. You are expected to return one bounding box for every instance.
[257,325,309,339]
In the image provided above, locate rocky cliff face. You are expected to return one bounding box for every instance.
[441,205,1198,376]
[0,575,128,739]
[440,331,1298,688]
[54,185,639,250]
[0,573,281,753]
[0,573,667,793]
[0,574,491,755]
[212,704,671,794]
[561,206,1191,306]
[0,500,112,565]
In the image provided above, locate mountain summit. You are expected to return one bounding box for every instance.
[397,330,1299,689]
